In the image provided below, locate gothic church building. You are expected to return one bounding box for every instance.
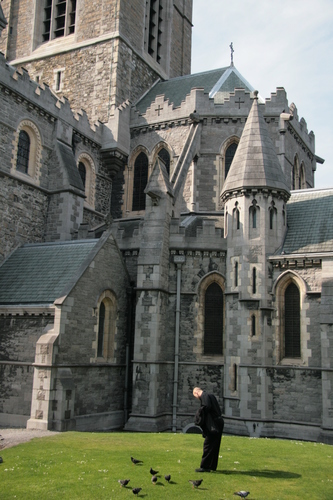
[0,1,332,444]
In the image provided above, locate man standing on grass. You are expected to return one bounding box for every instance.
[193,387,224,472]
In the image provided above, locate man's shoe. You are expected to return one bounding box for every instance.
[195,468,211,472]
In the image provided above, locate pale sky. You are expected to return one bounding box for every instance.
[191,0,333,189]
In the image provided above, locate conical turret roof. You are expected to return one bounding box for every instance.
[221,91,290,201]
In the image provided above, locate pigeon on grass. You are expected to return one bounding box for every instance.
[151,475,157,485]
[234,492,250,498]
[189,479,203,488]
[132,487,142,496]
[150,467,158,475]
[118,479,130,487]
[164,474,171,483]
[131,456,143,465]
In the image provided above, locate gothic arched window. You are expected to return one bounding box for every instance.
[225,142,238,179]
[204,282,223,355]
[132,152,149,211]
[77,154,96,208]
[16,130,30,174]
[252,207,257,229]
[97,301,105,357]
[233,207,240,231]
[284,283,301,358]
[300,163,305,189]
[251,314,256,337]
[78,161,86,189]
[234,261,238,287]
[158,147,170,175]
[96,291,117,360]
[252,267,257,294]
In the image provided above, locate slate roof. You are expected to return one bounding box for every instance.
[221,93,290,199]
[135,66,254,114]
[282,189,333,254]
[0,240,99,305]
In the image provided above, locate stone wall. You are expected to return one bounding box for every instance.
[0,176,48,262]
[0,314,54,426]
[72,365,126,417]
[269,367,322,424]
[1,0,35,61]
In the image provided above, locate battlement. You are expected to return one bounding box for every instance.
[169,216,226,252]
[0,52,104,145]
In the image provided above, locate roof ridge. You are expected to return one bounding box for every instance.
[22,239,99,248]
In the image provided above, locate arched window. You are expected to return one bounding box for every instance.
[269,203,277,231]
[204,282,223,355]
[292,156,299,190]
[252,267,257,294]
[158,147,170,175]
[78,161,86,189]
[16,130,30,174]
[13,120,42,182]
[300,163,305,189]
[252,207,257,229]
[132,152,148,211]
[77,154,96,208]
[284,283,301,358]
[234,261,238,287]
[96,291,117,360]
[249,201,260,239]
[97,301,105,357]
[269,209,274,230]
[233,364,238,391]
[232,206,240,231]
[225,142,238,179]
[251,314,256,337]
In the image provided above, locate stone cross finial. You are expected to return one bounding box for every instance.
[230,42,234,66]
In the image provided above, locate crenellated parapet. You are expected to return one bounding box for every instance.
[0,52,106,147]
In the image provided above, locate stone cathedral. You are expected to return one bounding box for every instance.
[0,1,332,444]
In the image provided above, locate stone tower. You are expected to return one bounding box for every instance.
[0,0,192,124]
[221,92,291,436]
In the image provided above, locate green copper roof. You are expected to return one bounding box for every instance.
[135,66,254,114]
[0,240,99,305]
[282,189,333,254]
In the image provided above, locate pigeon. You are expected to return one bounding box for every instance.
[131,456,143,465]
[118,479,130,487]
[151,475,157,485]
[164,474,171,483]
[189,479,203,488]
[0,457,3,464]
[234,492,250,499]
[150,467,158,475]
[132,488,142,496]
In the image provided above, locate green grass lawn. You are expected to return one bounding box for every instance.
[0,432,332,499]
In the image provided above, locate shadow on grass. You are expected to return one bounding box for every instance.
[215,469,301,479]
